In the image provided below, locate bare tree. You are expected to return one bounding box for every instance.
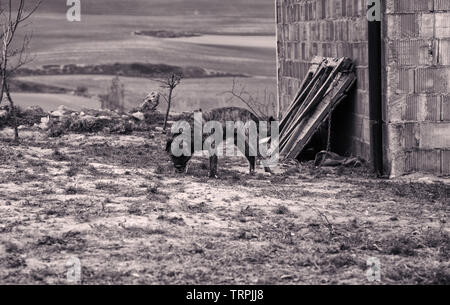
[99,75,125,112]
[0,0,41,141]
[152,73,182,130]
[222,78,277,121]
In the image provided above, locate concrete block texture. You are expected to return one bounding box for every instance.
[384,0,450,176]
[276,0,370,161]
[277,0,450,175]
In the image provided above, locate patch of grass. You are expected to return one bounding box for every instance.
[157,215,185,226]
[363,181,449,204]
[3,255,27,269]
[3,169,40,184]
[298,190,324,198]
[273,205,290,215]
[66,163,80,177]
[269,175,288,184]
[255,173,266,180]
[65,186,83,195]
[87,165,101,175]
[79,143,168,171]
[146,186,170,203]
[27,158,48,168]
[231,171,241,181]
[122,225,167,236]
[422,229,449,248]
[328,254,359,269]
[282,167,299,176]
[239,206,259,217]
[235,230,257,240]
[95,182,121,193]
[186,202,208,213]
[20,199,40,207]
[41,188,55,195]
[51,149,70,162]
[154,164,167,175]
[385,263,450,285]
[147,184,160,194]
[230,195,242,202]
[44,206,68,217]
[36,232,86,252]
[379,230,449,257]
[3,241,22,254]
[122,189,143,198]
[128,204,143,216]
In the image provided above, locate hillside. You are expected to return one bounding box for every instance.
[12,0,278,113]
[40,0,275,17]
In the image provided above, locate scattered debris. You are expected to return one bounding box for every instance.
[314,151,364,168]
[18,105,167,137]
[131,111,145,121]
[139,91,160,112]
[0,105,46,129]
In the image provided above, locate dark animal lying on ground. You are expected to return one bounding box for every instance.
[166,107,274,177]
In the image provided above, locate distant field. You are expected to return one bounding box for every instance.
[11,2,277,113]
[21,13,276,77]
[15,75,277,114]
[167,35,276,49]
[40,0,275,18]
[12,93,100,112]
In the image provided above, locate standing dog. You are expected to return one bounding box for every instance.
[166,107,275,177]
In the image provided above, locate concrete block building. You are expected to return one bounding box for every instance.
[276,0,450,176]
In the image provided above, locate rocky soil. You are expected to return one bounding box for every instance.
[0,119,448,284]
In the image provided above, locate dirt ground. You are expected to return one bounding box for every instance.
[0,127,448,285]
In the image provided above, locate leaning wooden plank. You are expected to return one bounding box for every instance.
[280,62,333,146]
[283,84,344,158]
[294,58,347,122]
[286,95,348,159]
[285,73,356,159]
[285,72,356,159]
[280,58,344,142]
[280,58,345,150]
[280,69,333,151]
[287,60,322,110]
[281,72,353,157]
[279,58,324,131]
[280,68,332,153]
[284,57,340,126]
[279,70,314,132]
[280,61,325,134]
[281,69,333,155]
[280,115,308,156]
[279,57,337,132]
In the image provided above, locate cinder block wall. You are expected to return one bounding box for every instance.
[276,0,450,176]
[276,0,371,161]
[384,0,450,176]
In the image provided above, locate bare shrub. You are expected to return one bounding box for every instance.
[99,75,125,112]
[222,78,277,121]
[0,0,41,141]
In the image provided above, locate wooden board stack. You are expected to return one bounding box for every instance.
[279,56,356,159]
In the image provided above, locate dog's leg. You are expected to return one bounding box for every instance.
[248,156,256,175]
[232,132,256,175]
[209,155,218,178]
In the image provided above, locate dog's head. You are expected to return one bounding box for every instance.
[165,135,192,173]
